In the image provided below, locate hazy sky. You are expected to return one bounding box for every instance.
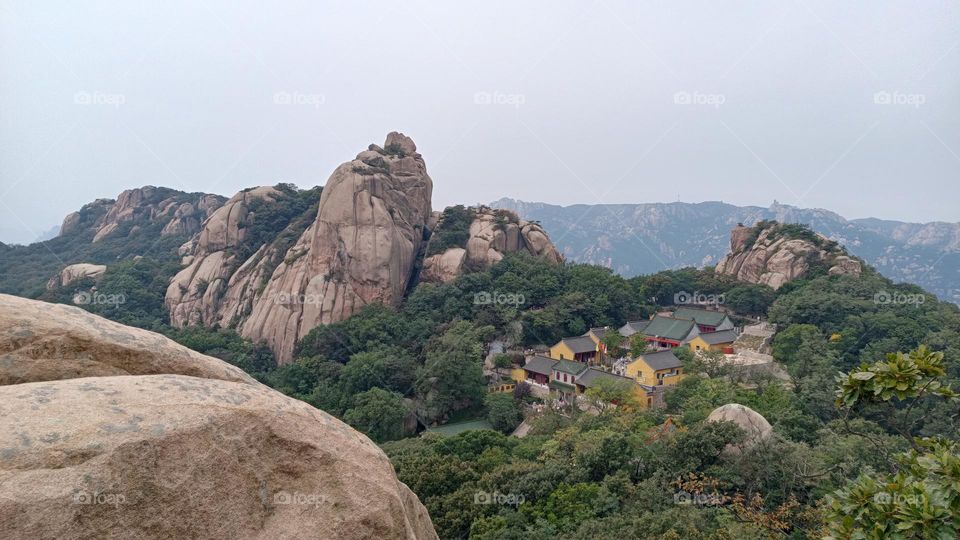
[1,1,958,244]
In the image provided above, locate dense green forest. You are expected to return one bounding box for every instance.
[5,213,960,538]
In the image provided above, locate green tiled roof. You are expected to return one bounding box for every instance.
[552,358,589,375]
[699,329,738,345]
[549,380,576,391]
[673,307,729,327]
[523,355,557,375]
[577,368,634,388]
[642,315,696,342]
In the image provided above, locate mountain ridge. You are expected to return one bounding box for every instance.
[490,197,960,303]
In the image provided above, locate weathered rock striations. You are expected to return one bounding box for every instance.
[715,222,861,290]
[421,207,562,283]
[57,186,225,243]
[165,186,286,328]
[240,132,433,363]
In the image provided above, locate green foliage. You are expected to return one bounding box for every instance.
[166,326,276,375]
[416,321,491,423]
[485,392,523,433]
[426,205,475,256]
[343,388,410,443]
[827,346,960,539]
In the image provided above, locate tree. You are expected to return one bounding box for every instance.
[343,388,409,443]
[629,334,651,357]
[583,377,638,413]
[340,347,417,395]
[602,331,626,356]
[485,392,523,433]
[724,284,776,317]
[826,346,960,538]
[416,321,492,423]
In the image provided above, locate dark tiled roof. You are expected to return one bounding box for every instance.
[698,329,738,345]
[673,307,730,327]
[642,316,696,342]
[553,358,589,375]
[560,335,597,354]
[619,320,650,336]
[523,355,556,376]
[577,368,634,388]
[588,327,608,339]
[637,350,683,371]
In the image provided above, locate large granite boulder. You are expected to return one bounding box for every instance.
[57,187,224,244]
[716,222,861,290]
[0,294,254,386]
[240,132,433,363]
[0,295,437,539]
[165,186,284,328]
[46,263,107,290]
[706,403,772,452]
[0,375,436,539]
[421,207,562,284]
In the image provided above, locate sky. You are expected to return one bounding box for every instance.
[1,0,958,244]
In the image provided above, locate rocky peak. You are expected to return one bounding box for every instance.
[58,186,225,243]
[165,185,293,329]
[420,205,562,283]
[715,221,861,289]
[239,132,433,363]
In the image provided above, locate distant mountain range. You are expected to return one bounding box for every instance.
[490,198,960,304]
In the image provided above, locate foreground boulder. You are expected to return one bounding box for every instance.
[0,375,437,539]
[0,294,254,386]
[715,221,861,289]
[0,295,437,539]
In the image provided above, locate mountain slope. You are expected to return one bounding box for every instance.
[490,198,960,303]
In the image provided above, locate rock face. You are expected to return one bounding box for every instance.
[0,295,437,539]
[706,403,772,452]
[421,207,562,283]
[46,263,107,290]
[239,133,433,363]
[715,222,862,290]
[58,187,225,243]
[165,186,286,328]
[0,294,254,386]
